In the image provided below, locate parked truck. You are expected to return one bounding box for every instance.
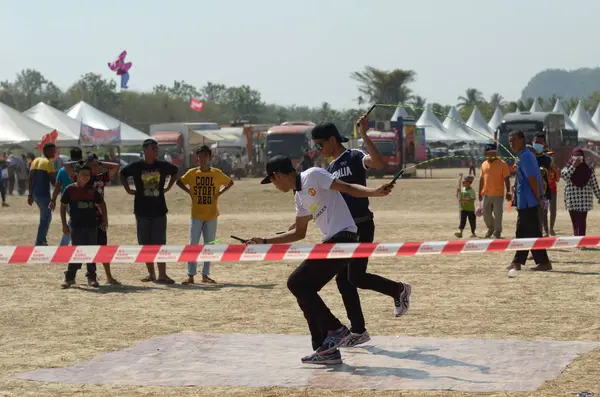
[149,122,221,171]
[358,117,425,178]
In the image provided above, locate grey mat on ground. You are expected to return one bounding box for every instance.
[15,332,598,392]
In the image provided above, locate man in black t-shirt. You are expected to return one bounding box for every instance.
[60,163,107,289]
[120,139,179,284]
[311,120,412,349]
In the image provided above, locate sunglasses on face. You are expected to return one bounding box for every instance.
[314,140,327,151]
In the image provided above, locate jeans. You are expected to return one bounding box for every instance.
[59,234,71,246]
[569,211,588,236]
[459,210,476,233]
[64,227,98,280]
[335,220,399,334]
[512,206,550,265]
[287,230,357,350]
[187,218,218,276]
[482,195,504,235]
[33,196,52,246]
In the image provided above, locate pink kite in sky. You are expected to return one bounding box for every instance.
[108,50,132,89]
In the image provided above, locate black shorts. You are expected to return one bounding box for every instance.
[135,215,167,245]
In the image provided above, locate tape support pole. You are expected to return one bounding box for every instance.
[1,236,599,264]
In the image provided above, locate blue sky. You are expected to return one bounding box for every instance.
[2,0,599,109]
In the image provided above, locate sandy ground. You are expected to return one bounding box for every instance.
[0,168,599,397]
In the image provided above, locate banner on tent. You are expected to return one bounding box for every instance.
[80,124,121,145]
[415,127,427,161]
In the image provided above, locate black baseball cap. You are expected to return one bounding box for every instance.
[311,122,349,143]
[142,138,158,148]
[260,155,296,184]
[484,143,497,152]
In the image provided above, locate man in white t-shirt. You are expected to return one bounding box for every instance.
[248,155,394,365]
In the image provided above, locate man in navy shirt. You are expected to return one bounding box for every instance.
[507,130,551,271]
[311,120,412,348]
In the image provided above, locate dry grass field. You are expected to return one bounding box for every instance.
[0,168,599,397]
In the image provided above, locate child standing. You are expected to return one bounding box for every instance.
[455,175,477,238]
[60,163,108,289]
[176,146,234,284]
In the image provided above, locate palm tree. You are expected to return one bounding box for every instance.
[489,93,505,109]
[410,95,426,119]
[457,88,485,109]
[350,66,416,106]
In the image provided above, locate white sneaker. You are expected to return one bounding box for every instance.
[394,282,412,317]
[340,330,371,348]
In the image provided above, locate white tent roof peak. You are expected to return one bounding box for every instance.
[592,103,600,129]
[442,106,472,141]
[23,102,80,145]
[530,99,543,112]
[415,103,448,142]
[488,106,504,131]
[391,103,409,121]
[552,98,568,114]
[65,101,149,146]
[552,98,578,130]
[0,102,67,146]
[465,106,493,143]
[571,102,600,141]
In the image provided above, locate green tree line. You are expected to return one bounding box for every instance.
[1,67,599,137]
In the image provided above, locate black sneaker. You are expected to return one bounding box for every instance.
[87,277,99,288]
[319,326,350,354]
[61,279,75,289]
[301,348,342,365]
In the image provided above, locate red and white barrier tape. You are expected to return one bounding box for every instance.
[0,236,599,264]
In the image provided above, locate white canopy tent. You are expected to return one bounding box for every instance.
[570,102,600,141]
[530,99,544,112]
[488,106,504,132]
[591,103,600,129]
[65,101,149,147]
[442,106,473,141]
[465,106,493,143]
[416,104,449,142]
[552,99,578,131]
[23,102,80,146]
[391,103,410,120]
[0,102,68,147]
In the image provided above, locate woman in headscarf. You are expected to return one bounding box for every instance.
[561,149,600,237]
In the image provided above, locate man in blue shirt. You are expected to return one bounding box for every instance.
[507,130,551,271]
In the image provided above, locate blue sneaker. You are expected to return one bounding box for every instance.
[301,348,342,365]
[320,326,350,353]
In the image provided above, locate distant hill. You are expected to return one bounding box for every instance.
[521,67,600,100]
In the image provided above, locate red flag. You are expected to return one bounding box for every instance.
[37,130,58,154]
[190,98,204,112]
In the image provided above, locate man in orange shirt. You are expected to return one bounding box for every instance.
[479,144,511,238]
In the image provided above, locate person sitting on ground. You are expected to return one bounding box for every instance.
[455,175,477,238]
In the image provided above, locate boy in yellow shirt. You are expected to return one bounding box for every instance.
[177,146,234,284]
